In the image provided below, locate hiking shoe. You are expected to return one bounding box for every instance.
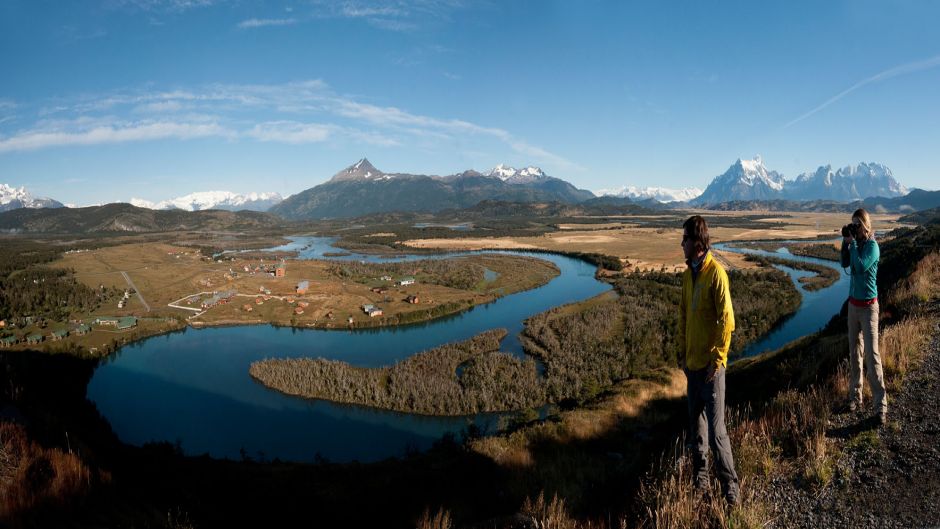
[723,485,740,506]
[838,399,860,413]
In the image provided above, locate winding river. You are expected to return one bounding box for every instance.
[88,238,611,463]
[88,237,847,463]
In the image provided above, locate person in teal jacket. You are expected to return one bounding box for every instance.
[840,208,887,424]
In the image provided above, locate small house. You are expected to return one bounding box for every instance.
[95,317,120,326]
[50,329,69,341]
[380,275,392,282]
[26,334,43,345]
[275,263,286,277]
[362,304,375,313]
[0,336,17,348]
[117,317,137,330]
[297,301,309,308]
[398,277,415,286]
[242,304,253,312]
[255,297,264,305]
[294,307,305,315]
[74,324,91,336]
[296,281,309,295]
[406,295,420,304]
[366,307,383,318]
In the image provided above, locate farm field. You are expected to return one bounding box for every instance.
[51,242,559,333]
[402,211,905,272]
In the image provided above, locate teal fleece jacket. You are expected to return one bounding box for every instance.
[841,238,879,301]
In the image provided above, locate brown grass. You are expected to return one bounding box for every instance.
[880,314,935,391]
[402,212,905,271]
[416,507,453,529]
[886,250,940,311]
[0,422,101,519]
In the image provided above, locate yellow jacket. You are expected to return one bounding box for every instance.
[678,252,735,370]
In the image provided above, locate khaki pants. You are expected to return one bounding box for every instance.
[847,302,887,413]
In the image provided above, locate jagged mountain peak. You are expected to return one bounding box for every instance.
[487,164,547,184]
[329,158,389,182]
[130,191,283,212]
[0,183,65,212]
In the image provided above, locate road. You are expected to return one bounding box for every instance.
[121,271,151,312]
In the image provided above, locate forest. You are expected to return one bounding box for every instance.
[0,241,120,325]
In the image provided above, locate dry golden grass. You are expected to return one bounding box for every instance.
[886,250,940,310]
[880,314,935,391]
[0,422,101,519]
[54,242,556,332]
[416,507,453,529]
[471,369,687,469]
[403,212,905,271]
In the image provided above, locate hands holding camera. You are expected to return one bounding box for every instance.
[842,221,864,244]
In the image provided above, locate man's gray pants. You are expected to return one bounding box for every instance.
[686,365,739,498]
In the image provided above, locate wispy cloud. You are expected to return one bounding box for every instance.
[108,0,224,13]
[246,121,331,144]
[311,0,468,32]
[785,54,940,128]
[237,18,298,29]
[0,80,578,170]
[0,120,231,153]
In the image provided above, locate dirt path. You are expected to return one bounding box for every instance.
[774,318,940,528]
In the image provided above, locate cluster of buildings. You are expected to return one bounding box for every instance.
[201,290,237,310]
[0,317,137,348]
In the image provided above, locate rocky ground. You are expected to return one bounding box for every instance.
[769,319,940,529]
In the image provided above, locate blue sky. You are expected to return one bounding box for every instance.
[1,0,938,206]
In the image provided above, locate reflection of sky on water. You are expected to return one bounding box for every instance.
[715,242,848,358]
[89,237,609,462]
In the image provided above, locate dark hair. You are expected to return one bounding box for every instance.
[682,215,710,253]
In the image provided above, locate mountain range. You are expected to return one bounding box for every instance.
[268,159,595,220]
[0,156,929,220]
[0,183,65,212]
[596,185,703,203]
[130,191,283,212]
[692,156,907,205]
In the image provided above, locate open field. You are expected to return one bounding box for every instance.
[402,211,905,272]
[46,242,558,338]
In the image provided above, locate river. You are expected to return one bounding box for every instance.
[88,237,846,463]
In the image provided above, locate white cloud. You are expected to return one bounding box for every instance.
[310,0,468,31]
[785,54,940,128]
[109,0,223,13]
[246,121,332,144]
[134,100,185,113]
[2,80,579,171]
[237,18,298,29]
[0,121,231,153]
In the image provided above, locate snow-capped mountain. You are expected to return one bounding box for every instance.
[598,185,703,203]
[692,156,788,205]
[0,183,65,212]
[270,159,595,219]
[327,158,394,182]
[486,164,548,184]
[130,191,283,212]
[786,163,907,202]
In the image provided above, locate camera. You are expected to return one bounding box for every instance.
[841,223,858,238]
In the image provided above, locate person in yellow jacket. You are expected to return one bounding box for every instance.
[678,215,740,505]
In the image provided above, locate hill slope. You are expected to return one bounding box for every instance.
[0,203,279,234]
